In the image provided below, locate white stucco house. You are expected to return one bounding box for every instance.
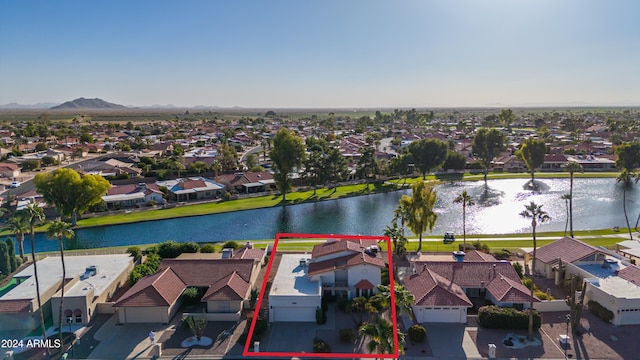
[268,238,387,323]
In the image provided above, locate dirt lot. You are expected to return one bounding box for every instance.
[469,310,640,359]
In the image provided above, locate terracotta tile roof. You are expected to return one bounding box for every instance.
[463,251,498,262]
[243,171,273,183]
[182,180,206,190]
[354,279,375,290]
[486,274,539,303]
[233,247,265,260]
[311,239,378,259]
[535,237,600,264]
[202,271,250,301]
[403,269,472,307]
[158,258,254,287]
[417,262,521,289]
[308,252,386,276]
[114,268,186,307]
[618,266,640,286]
[0,299,32,313]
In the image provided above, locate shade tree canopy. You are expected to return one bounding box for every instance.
[472,128,507,183]
[34,168,111,225]
[408,138,449,179]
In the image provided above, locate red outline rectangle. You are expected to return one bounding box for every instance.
[242,232,397,358]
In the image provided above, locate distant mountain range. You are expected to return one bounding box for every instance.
[0,102,59,109]
[50,97,128,110]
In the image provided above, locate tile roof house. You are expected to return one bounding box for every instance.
[269,238,386,323]
[113,248,264,324]
[102,182,165,209]
[156,177,225,201]
[531,236,605,279]
[215,171,275,194]
[404,253,538,323]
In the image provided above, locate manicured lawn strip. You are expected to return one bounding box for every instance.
[73,183,396,228]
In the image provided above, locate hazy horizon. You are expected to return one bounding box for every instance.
[1,1,639,108]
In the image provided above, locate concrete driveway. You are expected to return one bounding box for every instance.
[264,322,317,353]
[425,323,481,359]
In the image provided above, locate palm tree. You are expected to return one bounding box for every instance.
[6,212,29,261]
[563,161,583,237]
[616,169,636,240]
[454,190,475,252]
[359,316,404,357]
[47,220,75,346]
[23,203,48,354]
[401,181,438,252]
[561,194,571,236]
[383,222,407,279]
[376,284,416,322]
[520,201,550,341]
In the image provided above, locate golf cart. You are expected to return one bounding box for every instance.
[443,232,456,244]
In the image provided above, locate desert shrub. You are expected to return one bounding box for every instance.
[126,246,142,262]
[492,249,511,260]
[513,262,524,279]
[458,243,475,252]
[316,308,327,325]
[563,275,584,292]
[222,241,241,249]
[588,300,614,323]
[181,287,202,306]
[478,305,541,330]
[200,244,216,253]
[408,324,426,342]
[471,240,490,253]
[313,338,331,353]
[534,290,554,300]
[339,328,355,343]
[180,242,200,253]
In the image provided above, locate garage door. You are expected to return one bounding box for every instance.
[271,306,316,322]
[123,307,166,323]
[416,307,465,323]
[619,309,640,325]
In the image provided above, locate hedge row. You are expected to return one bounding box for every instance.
[588,300,614,323]
[478,305,541,330]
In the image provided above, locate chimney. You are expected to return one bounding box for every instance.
[137,183,147,191]
[453,251,465,262]
[222,248,233,259]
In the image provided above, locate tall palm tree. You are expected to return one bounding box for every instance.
[616,169,636,240]
[383,222,407,279]
[6,212,29,261]
[23,203,48,354]
[563,161,583,237]
[401,181,438,252]
[454,190,475,252]
[520,201,550,341]
[561,194,571,236]
[47,220,75,346]
[359,316,404,357]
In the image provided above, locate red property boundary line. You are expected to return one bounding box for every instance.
[242,232,397,359]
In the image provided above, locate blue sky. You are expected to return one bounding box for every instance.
[1,0,639,108]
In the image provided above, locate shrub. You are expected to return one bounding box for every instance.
[534,290,554,300]
[181,287,201,306]
[144,245,158,255]
[313,338,331,353]
[408,324,426,342]
[492,249,511,260]
[222,241,240,249]
[247,314,268,337]
[200,244,216,253]
[126,246,142,262]
[588,300,614,323]
[471,240,490,253]
[180,242,200,254]
[513,262,524,279]
[368,294,387,311]
[316,308,327,325]
[338,328,355,343]
[321,296,329,312]
[337,297,349,312]
[478,305,541,330]
[158,240,181,258]
[458,243,475,252]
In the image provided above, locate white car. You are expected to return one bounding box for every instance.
[9,181,21,188]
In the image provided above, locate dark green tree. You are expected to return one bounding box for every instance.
[616,169,638,240]
[303,149,326,196]
[563,161,583,237]
[402,181,438,252]
[408,139,448,179]
[472,128,507,184]
[497,108,515,131]
[270,129,306,201]
[615,141,640,171]
[516,137,547,184]
[454,190,475,251]
[46,220,75,346]
[356,146,379,189]
[0,242,10,278]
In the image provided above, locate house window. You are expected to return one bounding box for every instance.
[74,309,82,323]
[65,309,73,324]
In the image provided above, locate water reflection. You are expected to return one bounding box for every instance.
[17,178,640,254]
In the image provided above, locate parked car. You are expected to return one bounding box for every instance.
[443,232,455,243]
[9,181,21,188]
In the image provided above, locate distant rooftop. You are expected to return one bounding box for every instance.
[1,254,132,300]
[587,276,640,298]
[576,260,625,280]
[269,254,320,297]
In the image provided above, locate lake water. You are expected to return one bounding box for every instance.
[19,178,640,253]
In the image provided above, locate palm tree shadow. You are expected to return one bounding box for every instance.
[476,184,504,207]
